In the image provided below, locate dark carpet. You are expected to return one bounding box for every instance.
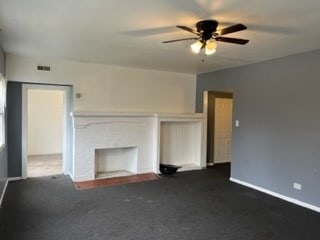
[0,164,319,240]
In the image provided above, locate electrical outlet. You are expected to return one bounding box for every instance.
[293,182,302,190]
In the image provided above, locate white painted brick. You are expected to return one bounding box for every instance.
[71,113,205,181]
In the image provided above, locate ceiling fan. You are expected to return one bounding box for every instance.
[163,20,249,55]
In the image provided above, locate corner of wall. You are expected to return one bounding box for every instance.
[0,179,9,207]
[0,46,8,207]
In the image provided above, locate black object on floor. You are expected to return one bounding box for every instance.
[159,163,181,174]
[0,163,319,240]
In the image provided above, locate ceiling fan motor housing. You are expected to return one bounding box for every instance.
[196,20,218,41]
[162,20,248,46]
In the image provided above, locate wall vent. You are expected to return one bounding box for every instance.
[37,65,51,71]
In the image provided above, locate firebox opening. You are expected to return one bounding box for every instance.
[95,147,138,179]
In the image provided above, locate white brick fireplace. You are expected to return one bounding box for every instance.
[71,112,206,182]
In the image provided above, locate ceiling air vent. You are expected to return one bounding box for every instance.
[37,65,51,71]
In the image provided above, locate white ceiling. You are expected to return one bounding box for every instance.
[0,0,320,74]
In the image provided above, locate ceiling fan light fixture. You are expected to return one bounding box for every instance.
[163,20,249,56]
[205,39,217,55]
[190,40,202,54]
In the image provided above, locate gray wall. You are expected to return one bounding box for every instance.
[0,48,4,74]
[7,82,22,177]
[196,50,320,208]
[0,48,7,198]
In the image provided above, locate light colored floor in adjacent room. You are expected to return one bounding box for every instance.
[27,154,63,178]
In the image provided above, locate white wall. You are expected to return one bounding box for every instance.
[27,89,63,155]
[6,54,196,113]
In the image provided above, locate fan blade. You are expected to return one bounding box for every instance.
[218,24,247,35]
[215,37,249,45]
[162,37,199,43]
[177,26,200,35]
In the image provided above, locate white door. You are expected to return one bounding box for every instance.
[214,98,233,163]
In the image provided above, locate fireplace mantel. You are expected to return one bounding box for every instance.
[71,111,156,117]
[71,111,203,118]
[70,112,206,182]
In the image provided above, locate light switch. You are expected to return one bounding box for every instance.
[235,120,240,127]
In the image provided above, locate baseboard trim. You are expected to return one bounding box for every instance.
[68,171,75,181]
[0,179,9,208]
[8,177,22,182]
[230,177,320,213]
[207,162,231,166]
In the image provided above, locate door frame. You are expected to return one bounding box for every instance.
[205,91,233,166]
[21,84,72,179]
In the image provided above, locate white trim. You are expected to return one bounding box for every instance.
[0,144,5,152]
[8,177,22,182]
[71,112,204,119]
[230,177,320,213]
[22,85,28,179]
[201,91,208,168]
[71,111,155,117]
[68,171,75,182]
[22,84,73,179]
[215,160,231,164]
[0,179,8,208]
[0,74,6,150]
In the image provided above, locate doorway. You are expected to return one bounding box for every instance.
[21,84,72,179]
[27,89,64,177]
[206,91,233,166]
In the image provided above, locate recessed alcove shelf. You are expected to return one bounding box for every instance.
[70,112,206,182]
[158,114,204,172]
